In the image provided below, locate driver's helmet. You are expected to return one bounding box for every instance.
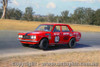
[44,25,50,31]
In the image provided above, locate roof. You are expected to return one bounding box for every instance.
[41,23,68,26]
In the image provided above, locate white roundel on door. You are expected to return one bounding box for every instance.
[55,36,59,43]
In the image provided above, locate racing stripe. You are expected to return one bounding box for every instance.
[25,32,31,36]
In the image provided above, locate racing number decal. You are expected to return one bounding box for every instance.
[55,36,59,43]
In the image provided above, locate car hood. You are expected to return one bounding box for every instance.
[18,31,50,35]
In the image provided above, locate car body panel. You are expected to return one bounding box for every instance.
[18,23,81,45]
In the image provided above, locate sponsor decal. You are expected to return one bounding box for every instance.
[77,35,80,39]
[48,35,51,40]
[45,34,51,40]
[55,36,59,43]
[54,33,60,35]
[63,33,69,35]
[73,33,76,35]
[45,33,51,35]
[70,33,73,36]
[63,36,69,40]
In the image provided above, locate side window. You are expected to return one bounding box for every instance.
[53,26,60,32]
[62,26,69,32]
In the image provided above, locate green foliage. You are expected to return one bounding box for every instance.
[22,7,34,21]
[6,8,22,20]
[70,7,95,24]
[72,7,85,24]
[84,8,95,25]
[0,6,100,26]
[61,10,69,23]
[47,14,55,22]
[94,9,100,25]
[34,16,46,22]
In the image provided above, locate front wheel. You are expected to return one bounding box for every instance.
[68,38,76,48]
[39,39,48,50]
[22,44,29,47]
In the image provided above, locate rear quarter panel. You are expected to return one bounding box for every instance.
[72,31,81,42]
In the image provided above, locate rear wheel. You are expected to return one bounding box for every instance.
[39,39,48,50]
[68,38,76,48]
[22,44,29,47]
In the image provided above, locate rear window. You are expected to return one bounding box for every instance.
[62,26,69,32]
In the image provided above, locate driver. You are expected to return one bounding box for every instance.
[44,26,50,31]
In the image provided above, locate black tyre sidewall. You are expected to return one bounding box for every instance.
[68,38,76,48]
[39,39,48,50]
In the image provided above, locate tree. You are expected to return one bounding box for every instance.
[6,8,22,20]
[0,0,8,19]
[0,8,2,18]
[72,7,85,24]
[61,10,69,23]
[70,7,95,24]
[47,14,55,22]
[84,8,95,24]
[22,7,34,21]
[94,9,100,25]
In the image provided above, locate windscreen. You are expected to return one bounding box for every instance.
[35,25,54,32]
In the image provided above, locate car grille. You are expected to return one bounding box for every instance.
[23,35,31,39]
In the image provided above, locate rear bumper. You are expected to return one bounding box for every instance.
[18,39,39,44]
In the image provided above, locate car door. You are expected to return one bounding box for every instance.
[52,25,63,44]
[61,25,70,43]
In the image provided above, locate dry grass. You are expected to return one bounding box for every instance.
[0,19,100,32]
[69,24,100,32]
[0,51,99,67]
[0,19,44,31]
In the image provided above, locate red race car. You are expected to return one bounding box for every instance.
[18,23,81,50]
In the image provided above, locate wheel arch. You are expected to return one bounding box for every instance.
[69,36,76,42]
[39,37,49,44]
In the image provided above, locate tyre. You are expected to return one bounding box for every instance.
[22,44,29,47]
[68,38,76,48]
[39,38,48,50]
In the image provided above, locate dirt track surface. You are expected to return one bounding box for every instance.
[0,30,100,58]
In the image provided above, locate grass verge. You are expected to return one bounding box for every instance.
[0,19,100,32]
[0,51,100,67]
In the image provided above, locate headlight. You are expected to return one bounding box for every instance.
[31,35,36,39]
[18,35,23,38]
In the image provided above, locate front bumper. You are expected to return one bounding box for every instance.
[19,39,39,42]
[18,39,39,44]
